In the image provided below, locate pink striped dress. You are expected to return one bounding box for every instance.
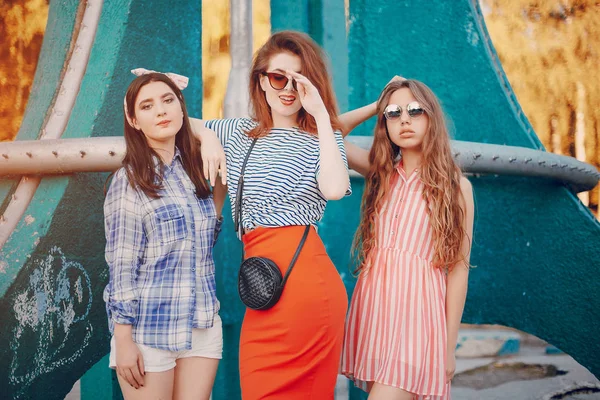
[341,164,450,399]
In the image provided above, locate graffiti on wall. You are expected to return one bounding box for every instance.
[8,246,93,397]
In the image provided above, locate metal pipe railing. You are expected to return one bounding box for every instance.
[348,136,600,193]
[1,136,597,193]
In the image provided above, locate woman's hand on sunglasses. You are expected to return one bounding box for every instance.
[286,70,328,120]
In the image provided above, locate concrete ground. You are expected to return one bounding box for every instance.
[450,344,600,400]
[66,332,600,400]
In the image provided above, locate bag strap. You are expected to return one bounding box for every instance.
[234,138,258,238]
[281,225,311,286]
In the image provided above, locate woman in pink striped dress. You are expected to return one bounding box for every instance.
[341,79,475,400]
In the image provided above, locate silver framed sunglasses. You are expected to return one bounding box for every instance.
[384,101,425,120]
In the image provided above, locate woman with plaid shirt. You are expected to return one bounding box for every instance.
[104,71,223,400]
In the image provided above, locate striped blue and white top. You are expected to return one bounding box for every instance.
[205,118,351,231]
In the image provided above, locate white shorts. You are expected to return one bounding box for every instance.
[109,315,223,373]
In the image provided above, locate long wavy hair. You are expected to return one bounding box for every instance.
[122,73,210,199]
[353,80,467,273]
[247,30,342,137]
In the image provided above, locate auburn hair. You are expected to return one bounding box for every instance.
[122,73,210,199]
[247,30,342,137]
[353,80,467,273]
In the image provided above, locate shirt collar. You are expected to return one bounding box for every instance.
[395,159,419,182]
[151,147,182,175]
[172,147,182,164]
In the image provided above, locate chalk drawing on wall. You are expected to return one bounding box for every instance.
[9,246,93,397]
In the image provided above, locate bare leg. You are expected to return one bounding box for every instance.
[173,357,219,400]
[118,370,174,400]
[368,382,414,400]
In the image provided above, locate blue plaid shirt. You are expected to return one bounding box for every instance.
[103,150,219,351]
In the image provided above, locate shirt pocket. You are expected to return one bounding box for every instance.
[154,204,188,245]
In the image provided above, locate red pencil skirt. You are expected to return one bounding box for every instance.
[239,225,348,399]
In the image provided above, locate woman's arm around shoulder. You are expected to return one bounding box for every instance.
[189,118,237,187]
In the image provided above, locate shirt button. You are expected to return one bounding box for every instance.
[191,223,195,229]
[191,267,196,272]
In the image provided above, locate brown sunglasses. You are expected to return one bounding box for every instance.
[261,71,298,91]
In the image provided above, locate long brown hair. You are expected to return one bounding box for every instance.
[353,80,467,273]
[122,73,210,199]
[247,30,342,137]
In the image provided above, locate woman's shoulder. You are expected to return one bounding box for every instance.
[459,175,473,193]
[458,175,474,209]
[204,118,258,146]
[205,117,257,130]
[106,167,136,196]
[108,167,128,187]
[104,168,129,208]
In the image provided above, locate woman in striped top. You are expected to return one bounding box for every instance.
[194,31,351,399]
[340,80,474,400]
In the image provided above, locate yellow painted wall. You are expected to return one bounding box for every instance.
[0,0,48,141]
[480,0,599,214]
[201,0,270,119]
